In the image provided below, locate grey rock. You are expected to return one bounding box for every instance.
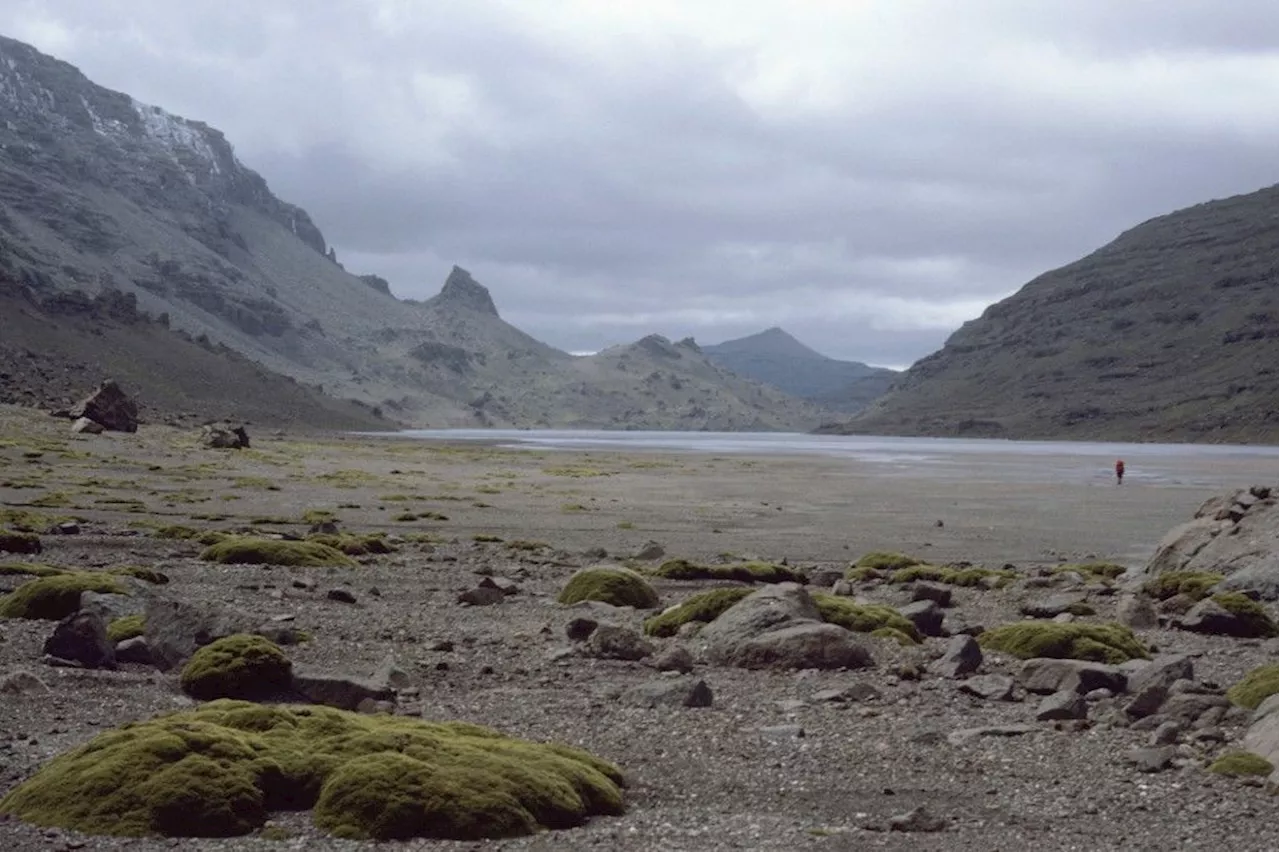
[1160,692,1230,725]
[1149,721,1182,746]
[760,724,805,742]
[1020,592,1090,618]
[71,415,104,434]
[80,590,144,622]
[621,677,713,708]
[959,674,1017,702]
[291,668,395,711]
[947,724,1039,746]
[143,594,261,671]
[633,540,666,561]
[115,636,153,665]
[1019,658,1126,695]
[720,622,874,671]
[1126,654,1194,695]
[1126,746,1176,773]
[898,600,945,637]
[889,805,947,833]
[477,576,520,596]
[200,423,250,449]
[1242,694,1278,782]
[1179,597,1264,637]
[1035,690,1087,721]
[70,379,137,432]
[648,645,694,673]
[911,582,953,607]
[830,579,855,596]
[370,651,412,690]
[929,634,982,678]
[326,588,357,604]
[0,668,50,694]
[808,569,844,588]
[1116,594,1159,629]
[777,699,808,713]
[43,611,116,670]
[457,586,504,606]
[1083,688,1113,701]
[565,617,599,642]
[811,683,882,703]
[1124,684,1168,719]
[586,624,654,661]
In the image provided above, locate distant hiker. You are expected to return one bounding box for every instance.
[1115,459,1125,485]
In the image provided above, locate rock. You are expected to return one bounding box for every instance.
[622,677,713,708]
[565,617,599,642]
[326,588,357,604]
[959,674,1017,702]
[200,423,251,449]
[898,600,945,636]
[79,590,143,622]
[70,416,104,434]
[718,622,874,671]
[1020,592,1090,618]
[946,724,1039,746]
[760,724,805,742]
[633,540,665,561]
[929,634,982,678]
[0,531,41,554]
[42,611,116,670]
[1116,594,1159,629]
[457,587,504,606]
[1126,746,1176,773]
[812,683,882,703]
[1126,654,1194,695]
[143,595,258,671]
[48,521,80,535]
[69,379,137,432]
[115,636,153,665]
[1178,597,1264,637]
[808,569,844,588]
[647,645,695,673]
[1149,721,1182,745]
[700,583,819,649]
[1124,684,1169,719]
[911,582,953,607]
[290,668,395,711]
[1035,690,1087,721]
[889,805,947,833]
[477,576,520,596]
[1160,692,1230,726]
[586,625,654,661]
[1157,593,1197,616]
[1019,658,1126,695]
[1242,695,1278,782]
[830,579,855,596]
[0,668,50,695]
[370,652,412,690]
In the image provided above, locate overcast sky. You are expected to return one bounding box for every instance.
[3,1,1277,368]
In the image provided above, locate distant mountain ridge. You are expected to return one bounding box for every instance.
[703,327,898,413]
[0,34,822,431]
[823,186,1279,444]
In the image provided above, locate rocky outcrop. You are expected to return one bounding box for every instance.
[69,379,138,432]
[698,584,873,670]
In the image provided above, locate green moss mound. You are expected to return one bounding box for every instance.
[651,559,805,584]
[179,635,293,701]
[978,620,1149,664]
[1210,593,1279,638]
[306,533,395,556]
[854,551,922,571]
[643,588,753,637]
[0,563,68,578]
[811,593,921,643]
[557,567,659,609]
[199,538,356,568]
[1142,571,1224,601]
[0,530,41,554]
[1054,562,1127,581]
[844,565,883,582]
[1226,663,1279,710]
[0,573,127,620]
[1208,750,1274,777]
[0,700,624,840]
[870,626,918,646]
[111,565,170,585]
[890,564,1016,587]
[107,615,146,643]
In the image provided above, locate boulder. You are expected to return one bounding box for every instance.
[1178,597,1273,637]
[1242,694,1278,782]
[70,417,104,435]
[720,622,873,671]
[200,423,251,449]
[647,645,695,673]
[43,611,116,669]
[898,600,945,637]
[143,595,258,671]
[930,634,982,678]
[1116,594,1159,629]
[1020,593,1090,618]
[912,582,953,607]
[1126,655,1194,696]
[80,590,144,623]
[69,380,137,432]
[698,583,820,656]
[115,636,154,666]
[1019,658,1126,695]
[959,674,1016,702]
[622,677,713,708]
[633,540,665,561]
[291,668,395,711]
[1035,690,1087,721]
[586,625,654,661]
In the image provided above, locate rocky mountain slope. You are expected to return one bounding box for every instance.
[0,35,818,432]
[824,186,1279,444]
[702,328,898,413]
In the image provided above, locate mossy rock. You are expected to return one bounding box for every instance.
[1142,571,1224,601]
[844,565,883,582]
[179,635,293,701]
[1226,663,1279,710]
[978,620,1149,664]
[111,565,170,585]
[199,538,356,568]
[811,593,921,643]
[0,563,68,578]
[557,567,659,609]
[0,573,127,620]
[650,559,805,584]
[1207,750,1274,777]
[0,700,624,840]
[870,626,918,646]
[107,614,146,643]
[890,564,1016,588]
[1209,592,1278,638]
[154,525,230,546]
[306,533,395,556]
[643,588,753,637]
[854,551,923,571]
[0,530,41,554]
[1054,562,1127,581]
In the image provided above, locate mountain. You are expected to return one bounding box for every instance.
[702,327,898,412]
[0,35,819,431]
[823,186,1279,444]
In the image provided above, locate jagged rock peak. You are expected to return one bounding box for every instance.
[434,266,499,316]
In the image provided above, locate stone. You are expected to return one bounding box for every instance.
[929,634,982,678]
[959,674,1016,702]
[1019,658,1126,695]
[79,590,143,622]
[70,416,104,434]
[370,651,412,690]
[1242,694,1278,782]
[1126,655,1194,695]
[477,576,520,596]
[889,805,947,833]
[1035,690,1087,721]
[718,622,874,671]
[1116,594,1159,629]
[808,569,844,588]
[812,683,882,703]
[1149,721,1182,746]
[115,636,153,666]
[69,379,137,432]
[911,582,953,607]
[830,579,855,596]
[1126,746,1176,773]
[200,423,251,449]
[946,724,1039,746]
[0,668,50,695]
[1020,593,1090,618]
[1160,693,1231,725]
[290,668,395,711]
[622,677,713,708]
[586,624,654,661]
[647,645,694,673]
[760,724,805,742]
[633,540,665,561]
[1123,684,1168,719]
[1179,597,1265,637]
[457,587,504,606]
[565,617,599,642]
[43,611,116,670]
[49,521,80,535]
[326,588,357,604]
[143,594,259,671]
[898,600,945,637]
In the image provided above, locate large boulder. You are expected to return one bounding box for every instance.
[1242,694,1278,782]
[69,379,138,433]
[143,595,258,671]
[1141,486,1278,600]
[699,584,872,670]
[43,611,116,669]
[200,423,251,449]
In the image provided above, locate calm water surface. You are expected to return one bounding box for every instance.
[387,429,1278,488]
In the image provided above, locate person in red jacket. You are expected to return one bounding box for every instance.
[1115,459,1125,485]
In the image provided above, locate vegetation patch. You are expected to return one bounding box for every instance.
[811,593,921,643]
[29,492,75,508]
[0,509,69,532]
[0,573,127,620]
[558,567,660,609]
[1209,592,1279,638]
[179,635,293,700]
[978,621,1149,663]
[1226,663,1279,710]
[306,533,394,556]
[0,530,42,554]
[1207,750,1274,777]
[1053,562,1127,581]
[844,565,883,582]
[507,540,550,552]
[0,563,68,578]
[473,534,504,543]
[107,615,146,642]
[643,588,753,637]
[0,700,624,840]
[650,559,805,584]
[543,466,613,478]
[111,565,170,585]
[154,525,230,546]
[854,551,924,571]
[890,564,1016,588]
[300,510,337,525]
[199,538,356,568]
[1142,571,1224,602]
[870,626,919,646]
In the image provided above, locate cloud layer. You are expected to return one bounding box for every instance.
[4,0,1276,367]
